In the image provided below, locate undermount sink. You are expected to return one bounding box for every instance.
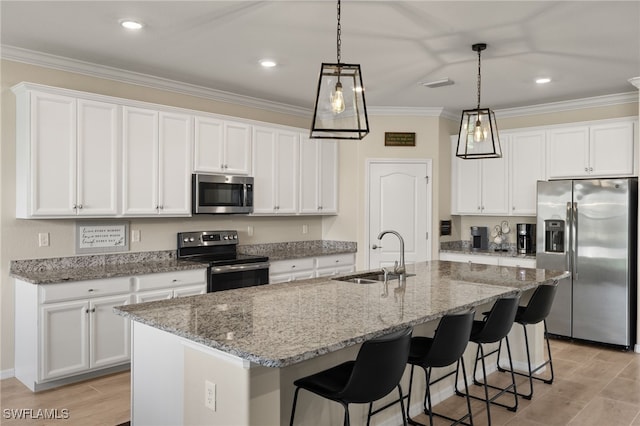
[334,270,416,284]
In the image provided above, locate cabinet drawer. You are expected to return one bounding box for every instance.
[269,258,315,274]
[134,269,206,291]
[315,253,355,269]
[40,278,132,304]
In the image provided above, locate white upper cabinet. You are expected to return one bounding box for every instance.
[508,130,546,215]
[193,115,251,175]
[252,126,299,214]
[451,136,508,215]
[547,120,635,178]
[122,107,192,216]
[299,136,338,214]
[14,86,119,218]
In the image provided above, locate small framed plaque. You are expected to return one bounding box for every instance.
[385,132,416,147]
[75,221,129,254]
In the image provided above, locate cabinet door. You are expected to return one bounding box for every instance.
[252,127,277,213]
[224,121,252,175]
[480,149,509,215]
[275,130,299,214]
[299,135,321,214]
[30,91,77,217]
[173,284,206,298]
[547,126,589,178]
[509,131,545,215]
[77,99,119,216]
[589,121,634,176]
[319,140,338,213]
[90,294,131,369]
[122,106,159,215]
[40,300,89,380]
[193,115,224,173]
[453,153,482,214]
[158,112,192,215]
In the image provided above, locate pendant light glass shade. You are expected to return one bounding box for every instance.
[310,62,369,139]
[456,43,502,159]
[310,0,369,140]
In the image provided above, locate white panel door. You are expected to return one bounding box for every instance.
[90,294,131,369]
[547,126,589,178]
[509,131,546,215]
[480,143,509,215]
[193,115,224,173]
[122,106,159,215]
[77,99,119,216]
[368,160,431,269]
[299,136,321,213]
[252,127,277,213]
[40,300,89,380]
[319,140,338,213]
[589,121,634,176]
[224,121,252,175]
[452,142,482,214]
[275,130,299,214]
[31,91,77,216]
[158,112,192,215]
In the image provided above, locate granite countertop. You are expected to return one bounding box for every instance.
[114,260,569,368]
[238,240,357,261]
[10,240,357,285]
[10,251,206,284]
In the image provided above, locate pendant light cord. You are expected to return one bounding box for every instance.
[476,47,482,110]
[336,0,342,64]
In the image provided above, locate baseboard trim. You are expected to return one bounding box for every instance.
[1,368,16,380]
[634,344,640,353]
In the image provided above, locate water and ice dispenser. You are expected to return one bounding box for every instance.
[544,220,565,253]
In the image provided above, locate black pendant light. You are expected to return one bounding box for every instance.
[456,43,502,159]
[310,0,369,140]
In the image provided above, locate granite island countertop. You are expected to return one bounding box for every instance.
[114,260,569,368]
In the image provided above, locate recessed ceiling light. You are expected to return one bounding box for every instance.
[120,20,143,30]
[260,59,277,68]
[536,77,552,84]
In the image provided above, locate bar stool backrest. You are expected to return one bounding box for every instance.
[425,310,475,368]
[518,284,558,325]
[339,327,412,404]
[474,296,520,344]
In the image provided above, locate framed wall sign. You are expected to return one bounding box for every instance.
[75,221,129,254]
[384,132,416,147]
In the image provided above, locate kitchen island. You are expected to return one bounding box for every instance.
[115,260,569,426]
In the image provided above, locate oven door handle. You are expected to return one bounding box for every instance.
[210,262,270,274]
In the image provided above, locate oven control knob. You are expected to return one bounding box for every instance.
[189,237,195,242]
[183,238,189,243]
[233,235,237,239]
[223,235,229,240]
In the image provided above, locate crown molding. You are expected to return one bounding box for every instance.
[2,45,637,121]
[495,91,638,119]
[1,45,311,118]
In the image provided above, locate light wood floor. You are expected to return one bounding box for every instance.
[1,338,639,425]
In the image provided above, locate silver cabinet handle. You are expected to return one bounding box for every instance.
[372,244,382,249]
[585,167,588,172]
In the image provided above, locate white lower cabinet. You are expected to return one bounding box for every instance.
[133,269,207,302]
[14,268,207,391]
[269,254,356,283]
[439,252,536,268]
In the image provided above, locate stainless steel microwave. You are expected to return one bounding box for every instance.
[192,174,253,214]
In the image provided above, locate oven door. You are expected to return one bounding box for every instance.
[208,262,269,292]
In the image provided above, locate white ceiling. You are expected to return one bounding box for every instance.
[2,1,639,115]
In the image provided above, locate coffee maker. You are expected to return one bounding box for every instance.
[517,223,536,254]
[470,226,489,251]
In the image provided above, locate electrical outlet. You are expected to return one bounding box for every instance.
[302,224,308,234]
[205,380,216,411]
[38,233,50,247]
[247,226,254,237]
[131,229,141,242]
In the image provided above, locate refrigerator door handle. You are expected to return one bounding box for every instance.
[566,202,573,274]
[572,201,578,279]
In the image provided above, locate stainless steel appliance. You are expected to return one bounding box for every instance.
[516,223,536,254]
[470,226,489,251]
[536,178,637,347]
[192,174,254,214]
[177,230,269,292]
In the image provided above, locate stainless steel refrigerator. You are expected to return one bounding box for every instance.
[536,178,637,347]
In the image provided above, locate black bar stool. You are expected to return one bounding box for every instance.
[495,282,558,399]
[405,310,475,426]
[289,327,412,426]
[455,296,520,426]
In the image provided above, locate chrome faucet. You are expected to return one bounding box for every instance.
[377,230,406,277]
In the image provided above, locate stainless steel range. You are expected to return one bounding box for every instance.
[177,230,269,292]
